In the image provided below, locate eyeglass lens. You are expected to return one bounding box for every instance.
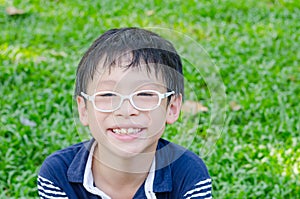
[94,91,160,111]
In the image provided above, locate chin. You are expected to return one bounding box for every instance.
[113,143,155,158]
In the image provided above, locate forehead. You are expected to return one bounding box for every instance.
[88,65,166,92]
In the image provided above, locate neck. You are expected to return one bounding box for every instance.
[92,143,155,192]
[94,141,156,173]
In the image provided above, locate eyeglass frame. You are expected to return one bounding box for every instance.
[80,90,175,112]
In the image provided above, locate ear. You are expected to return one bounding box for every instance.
[166,94,182,124]
[77,96,89,126]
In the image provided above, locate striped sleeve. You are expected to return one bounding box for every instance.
[37,175,68,199]
[183,178,212,199]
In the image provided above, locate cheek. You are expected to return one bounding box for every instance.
[146,106,167,136]
[87,109,107,134]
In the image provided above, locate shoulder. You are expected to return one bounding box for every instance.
[157,139,212,198]
[173,149,212,198]
[173,147,210,177]
[158,139,210,177]
[37,140,94,198]
[38,140,91,184]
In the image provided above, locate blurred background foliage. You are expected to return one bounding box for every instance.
[0,0,299,198]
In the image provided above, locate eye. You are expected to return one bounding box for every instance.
[136,91,156,97]
[97,92,116,97]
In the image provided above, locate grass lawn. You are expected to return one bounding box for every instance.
[1,0,299,198]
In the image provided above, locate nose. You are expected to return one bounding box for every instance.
[114,98,139,117]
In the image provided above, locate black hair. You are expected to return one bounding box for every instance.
[75,27,183,97]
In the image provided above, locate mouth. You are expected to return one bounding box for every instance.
[111,128,143,135]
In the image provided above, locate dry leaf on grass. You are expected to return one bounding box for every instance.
[146,10,155,16]
[35,56,47,63]
[288,75,296,82]
[6,6,25,15]
[181,100,208,115]
[229,101,242,111]
[49,50,67,57]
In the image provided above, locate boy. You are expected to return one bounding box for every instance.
[38,27,212,199]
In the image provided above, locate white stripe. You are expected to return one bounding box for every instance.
[38,179,62,190]
[38,176,54,184]
[184,178,211,196]
[38,191,68,199]
[38,185,67,196]
[184,184,212,196]
[185,190,212,199]
[195,178,211,186]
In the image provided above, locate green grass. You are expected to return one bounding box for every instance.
[1,0,299,198]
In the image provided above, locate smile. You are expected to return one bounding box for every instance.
[112,128,142,135]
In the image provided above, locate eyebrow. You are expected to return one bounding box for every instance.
[91,78,166,93]
[96,79,163,85]
[96,80,117,85]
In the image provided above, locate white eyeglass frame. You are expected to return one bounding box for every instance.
[80,90,175,112]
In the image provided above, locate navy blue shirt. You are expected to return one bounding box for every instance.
[38,139,212,198]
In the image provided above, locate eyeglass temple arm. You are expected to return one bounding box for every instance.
[163,91,175,98]
[81,92,91,101]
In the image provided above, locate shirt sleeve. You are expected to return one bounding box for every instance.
[37,175,69,199]
[182,178,212,199]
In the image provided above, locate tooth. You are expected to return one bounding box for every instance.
[114,129,120,134]
[112,128,141,135]
[120,129,127,134]
[128,128,134,134]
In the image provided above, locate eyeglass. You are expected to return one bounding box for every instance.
[81,90,175,112]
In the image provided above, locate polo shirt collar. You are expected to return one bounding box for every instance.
[67,139,94,183]
[66,139,173,194]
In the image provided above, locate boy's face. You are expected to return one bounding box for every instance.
[77,64,182,159]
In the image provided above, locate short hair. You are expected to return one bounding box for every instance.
[74,27,183,97]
